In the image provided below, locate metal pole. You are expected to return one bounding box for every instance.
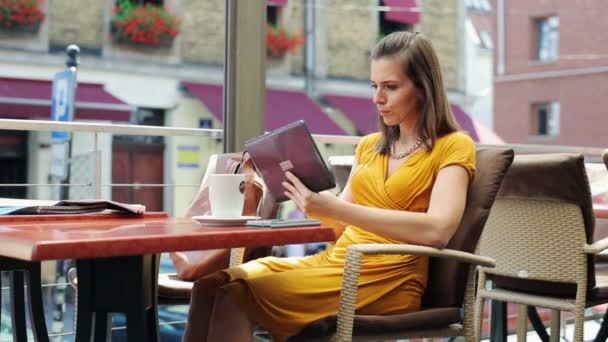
[53,44,80,342]
[305,0,316,97]
[223,0,237,153]
[222,0,266,152]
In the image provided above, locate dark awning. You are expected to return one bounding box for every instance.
[0,77,133,122]
[383,0,420,25]
[325,94,504,143]
[184,82,346,135]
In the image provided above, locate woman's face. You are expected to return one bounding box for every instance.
[370,57,420,127]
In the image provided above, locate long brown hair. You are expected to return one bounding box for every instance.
[371,31,460,154]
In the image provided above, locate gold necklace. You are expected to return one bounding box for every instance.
[390,138,423,159]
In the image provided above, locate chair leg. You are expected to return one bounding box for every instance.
[25,264,50,342]
[490,301,508,342]
[549,309,560,342]
[474,296,485,341]
[527,306,549,342]
[593,305,608,342]
[10,271,28,342]
[517,304,527,342]
[573,307,585,342]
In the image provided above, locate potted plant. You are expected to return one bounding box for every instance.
[111,0,180,48]
[266,25,305,58]
[0,0,45,33]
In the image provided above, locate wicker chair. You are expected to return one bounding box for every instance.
[289,147,514,341]
[474,153,608,342]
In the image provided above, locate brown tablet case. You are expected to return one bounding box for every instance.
[245,120,336,202]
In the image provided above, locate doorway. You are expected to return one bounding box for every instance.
[0,131,27,198]
[112,143,164,212]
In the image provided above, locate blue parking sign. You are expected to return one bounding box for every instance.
[51,68,76,141]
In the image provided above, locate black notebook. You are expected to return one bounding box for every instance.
[245,121,336,202]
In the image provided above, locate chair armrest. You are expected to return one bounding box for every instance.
[583,237,608,254]
[229,247,245,267]
[335,243,494,341]
[347,243,496,267]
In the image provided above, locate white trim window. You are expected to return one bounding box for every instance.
[530,101,560,136]
[536,16,559,62]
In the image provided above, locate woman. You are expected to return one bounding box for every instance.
[183,31,476,342]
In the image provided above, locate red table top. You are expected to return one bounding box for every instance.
[0,212,336,261]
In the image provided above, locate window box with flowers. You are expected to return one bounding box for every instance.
[266,25,305,59]
[110,0,180,48]
[0,0,45,34]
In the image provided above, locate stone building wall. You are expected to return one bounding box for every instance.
[319,0,462,87]
[49,0,105,51]
[180,0,225,65]
[284,0,306,75]
[325,0,376,80]
[419,0,462,91]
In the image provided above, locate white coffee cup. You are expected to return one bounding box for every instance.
[208,174,246,218]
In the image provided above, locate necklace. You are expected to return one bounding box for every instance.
[390,138,423,159]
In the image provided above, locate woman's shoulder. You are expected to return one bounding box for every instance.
[358,132,383,150]
[435,131,475,150]
[355,132,382,161]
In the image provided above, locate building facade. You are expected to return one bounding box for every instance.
[493,0,608,147]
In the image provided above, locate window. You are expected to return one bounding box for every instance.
[530,102,560,136]
[479,31,493,50]
[115,0,163,5]
[378,1,411,39]
[535,16,559,62]
[466,0,492,12]
[267,6,279,26]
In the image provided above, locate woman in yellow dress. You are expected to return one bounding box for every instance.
[183,31,476,342]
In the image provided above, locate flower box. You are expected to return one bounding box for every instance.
[111,0,180,48]
[0,0,45,34]
[266,25,305,58]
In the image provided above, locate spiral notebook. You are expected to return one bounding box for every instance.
[245,120,336,202]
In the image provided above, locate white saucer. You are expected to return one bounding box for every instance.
[191,215,261,227]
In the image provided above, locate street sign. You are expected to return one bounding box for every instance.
[51,68,76,141]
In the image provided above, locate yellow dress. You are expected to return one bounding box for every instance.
[198,131,476,341]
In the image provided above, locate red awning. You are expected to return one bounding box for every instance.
[267,0,288,6]
[383,0,420,25]
[324,94,378,135]
[184,82,346,135]
[325,94,504,144]
[0,77,132,122]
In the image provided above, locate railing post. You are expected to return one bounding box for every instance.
[91,132,102,199]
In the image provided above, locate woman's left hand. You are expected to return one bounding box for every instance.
[282,171,339,217]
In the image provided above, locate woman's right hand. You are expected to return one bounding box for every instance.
[282,172,340,218]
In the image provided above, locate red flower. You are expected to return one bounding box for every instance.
[0,0,45,30]
[111,1,180,47]
[266,25,305,57]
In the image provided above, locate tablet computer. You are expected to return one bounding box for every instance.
[245,120,336,202]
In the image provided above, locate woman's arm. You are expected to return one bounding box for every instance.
[307,157,359,238]
[283,164,469,249]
